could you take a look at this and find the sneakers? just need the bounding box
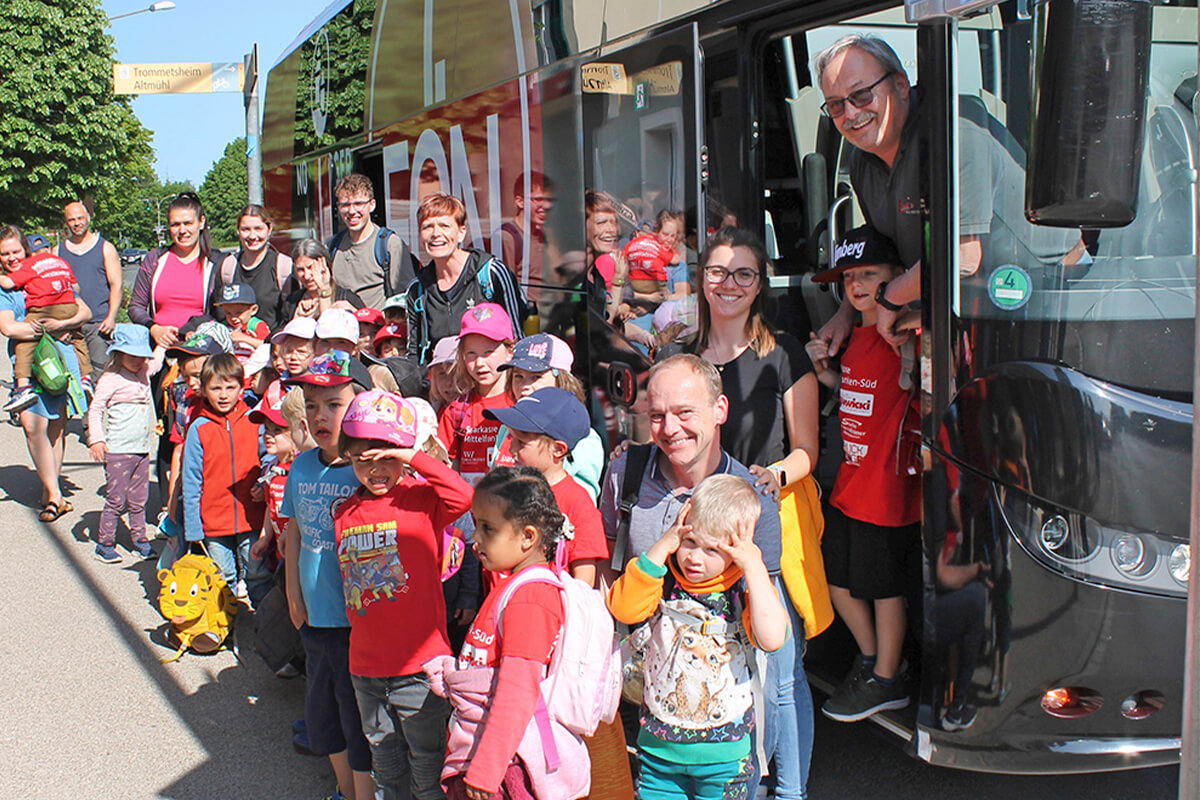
[132,540,155,560]
[942,701,978,731]
[94,544,121,563]
[275,662,302,679]
[81,376,94,400]
[822,673,910,722]
[321,789,347,800]
[3,386,37,413]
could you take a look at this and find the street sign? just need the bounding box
[113,62,245,95]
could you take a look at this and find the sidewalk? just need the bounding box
[0,403,331,798]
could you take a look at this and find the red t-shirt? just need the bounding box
[334,451,475,677]
[458,570,563,669]
[438,390,511,482]
[550,474,609,569]
[266,459,292,543]
[8,252,77,308]
[623,234,675,283]
[830,325,921,527]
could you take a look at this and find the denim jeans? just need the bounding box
[205,531,273,607]
[351,672,451,800]
[760,575,815,800]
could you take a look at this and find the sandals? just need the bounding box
[38,500,73,523]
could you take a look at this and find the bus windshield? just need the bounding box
[953,4,1197,399]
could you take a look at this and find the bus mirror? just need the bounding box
[1025,0,1152,228]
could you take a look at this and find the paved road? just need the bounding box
[0,366,1182,799]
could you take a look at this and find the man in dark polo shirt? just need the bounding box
[813,34,1083,352]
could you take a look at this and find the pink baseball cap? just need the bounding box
[429,336,458,367]
[341,390,419,447]
[458,303,513,343]
[270,316,317,344]
[317,308,360,343]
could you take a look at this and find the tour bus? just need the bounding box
[261,0,1198,773]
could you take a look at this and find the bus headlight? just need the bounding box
[1112,535,1149,576]
[1040,515,1070,553]
[1168,544,1190,584]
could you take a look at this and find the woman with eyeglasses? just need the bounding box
[279,238,364,322]
[674,225,821,800]
[128,192,224,348]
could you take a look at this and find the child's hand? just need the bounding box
[250,482,265,503]
[249,535,272,560]
[719,518,764,573]
[646,500,692,567]
[464,783,491,800]
[357,446,417,465]
[287,587,308,630]
[88,442,107,462]
[453,607,478,626]
[805,332,830,373]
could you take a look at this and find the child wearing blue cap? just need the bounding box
[87,323,157,563]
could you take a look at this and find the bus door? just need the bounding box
[580,23,704,446]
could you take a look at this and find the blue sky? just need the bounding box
[102,0,336,185]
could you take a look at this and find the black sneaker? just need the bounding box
[822,674,910,722]
[942,701,978,731]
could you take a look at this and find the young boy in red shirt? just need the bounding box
[486,387,609,587]
[808,226,921,723]
[334,390,474,798]
[0,236,91,410]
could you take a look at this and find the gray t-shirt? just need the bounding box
[599,445,782,575]
[330,226,415,309]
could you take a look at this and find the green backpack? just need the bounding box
[31,333,70,395]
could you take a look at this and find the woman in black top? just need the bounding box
[279,238,364,322]
[685,225,819,800]
[221,205,294,329]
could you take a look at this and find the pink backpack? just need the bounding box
[495,565,621,737]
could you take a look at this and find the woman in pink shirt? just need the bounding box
[128,192,223,348]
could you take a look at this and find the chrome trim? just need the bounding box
[1048,738,1181,756]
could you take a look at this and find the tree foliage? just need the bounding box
[199,137,248,249]
[0,0,158,233]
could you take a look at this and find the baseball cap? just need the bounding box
[248,381,287,427]
[501,333,557,373]
[284,350,374,390]
[215,282,257,306]
[316,308,360,343]
[382,294,407,313]
[270,316,317,344]
[354,307,385,327]
[341,390,419,448]
[244,342,274,377]
[485,387,590,449]
[107,323,153,359]
[25,234,50,253]
[409,397,439,448]
[166,330,230,359]
[458,303,512,343]
[374,323,406,348]
[812,225,902,283]
[429,336,458,367]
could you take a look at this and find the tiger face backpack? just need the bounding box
[157,550,237,662]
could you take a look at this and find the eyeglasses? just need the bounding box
[704,265,759,287]
[338,200,371,212]
[820,73,894,118]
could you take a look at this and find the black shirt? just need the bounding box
[229,248,291,330]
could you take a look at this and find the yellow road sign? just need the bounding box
[113,62,245,94]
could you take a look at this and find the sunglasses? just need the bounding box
[820,73,894,118]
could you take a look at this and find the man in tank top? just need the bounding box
[55,200,122,381]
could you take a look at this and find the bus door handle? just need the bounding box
[827,192,854,303]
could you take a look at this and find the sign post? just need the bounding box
[244,43,262,206]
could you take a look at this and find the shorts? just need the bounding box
[299,624,372,771]
[822,506,918,600]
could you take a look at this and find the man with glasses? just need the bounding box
[500,170,560,303]
[328,173,420,309]
[813,34,1084,353]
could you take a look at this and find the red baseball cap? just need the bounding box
[355,307,385,327]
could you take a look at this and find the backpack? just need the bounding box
[495,565,622,737]
[156,548,237,663]
[31,333,71,395]
[219,250,294,291]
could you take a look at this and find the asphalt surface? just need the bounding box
[0,354,1183,799]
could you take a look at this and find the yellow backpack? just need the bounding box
[157,550,237,662]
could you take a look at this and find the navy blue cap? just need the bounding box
[485,387,590,449]
[25,234,50,253]
[500,333,555,373]
[215,282,257,305]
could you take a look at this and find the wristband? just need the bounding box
[875,281,904,312]
[319,289,332,298]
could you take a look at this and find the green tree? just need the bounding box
[199,137,248,249]
[0,0,157,232]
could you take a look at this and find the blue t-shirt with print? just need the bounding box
[280,448,361,628]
